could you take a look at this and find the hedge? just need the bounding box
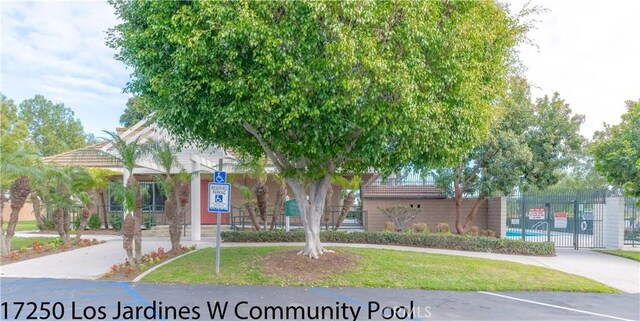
[220,230,555,256]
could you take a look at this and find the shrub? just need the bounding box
[412,223,430,234]
[381,206,418,231]
[436,223,451,234]
[383,222,395,232]
[143,214,156,230]
[467,226,480,237]
[71,216,81,230]
[220,230,555,256]
[42,217,56,230]
[109,213,123,230]
[482,229,497,238]
[88,214,102,230]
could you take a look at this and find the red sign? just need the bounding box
[528,208,545,220]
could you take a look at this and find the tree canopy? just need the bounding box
[119,96,153,127]
[16,94,90,157]
[592,99,640,199]
[108,0,528,257]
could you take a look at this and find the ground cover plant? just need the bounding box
[142,246,614,292]
[1,237,104,265]
[102,245,197,281]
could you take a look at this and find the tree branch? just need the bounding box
[242,122,287,172]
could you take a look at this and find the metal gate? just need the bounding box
[625,198,639,246]
[506,190,606,249]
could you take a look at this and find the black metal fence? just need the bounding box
[625,197,639,246]
[506,189,607,249]
[230,205,367,231]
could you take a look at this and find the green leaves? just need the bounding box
[592,99,640,199]
[109,1,525,181]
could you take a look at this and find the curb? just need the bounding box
[132,249,199,282]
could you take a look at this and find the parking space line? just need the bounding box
[478,291,634,321]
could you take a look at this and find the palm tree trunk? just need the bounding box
[270,185,286,230]
[334,191,356,230]
[123,214,135,262]
[1,176,31,256]
[323,184,333,230]
[63,208,71,243]
[246,201,261,231]
[254,181,268,229]
[100,190,109,229]
[75,207,91,243]
[130,177,142,260]
[31,193,46,230]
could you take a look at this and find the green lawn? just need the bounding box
[15,220,38,231]
[142,246,616,292]
[10,237,59,250]
[595,250,640,262]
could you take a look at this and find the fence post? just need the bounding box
[545,202,551,243]
[603,197,625,249]
[573,200,579,250]
[521,194,526,240]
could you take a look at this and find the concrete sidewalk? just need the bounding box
[2,238,638,293]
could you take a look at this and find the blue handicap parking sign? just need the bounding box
[208,182,231,213]
[214,171,226,183]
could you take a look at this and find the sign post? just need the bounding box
[209,160,229,274]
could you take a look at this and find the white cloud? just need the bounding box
[1,0,130,136]
[508,0,640,138]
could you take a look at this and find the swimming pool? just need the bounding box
[506,230,548,237]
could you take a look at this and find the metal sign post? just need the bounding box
[208,159,229,274]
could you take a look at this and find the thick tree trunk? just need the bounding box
[286,174,333,259]
[1,176,31,256]
[334,191,356,230]
[323,184,333,230]
[100,190,109,229]
[31,193,46,231]
[75,207,91,243]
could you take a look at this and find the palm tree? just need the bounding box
[0,148,40,256]
[234,156,269,229]
[149,140,183,252]
[333,176,361,230]
[103,130,148,260]
[87,168,119,229]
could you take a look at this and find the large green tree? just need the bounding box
[108,1,526,258]
[430,78,585,234]
[18,95,88,157]
[120,96,153,127]
[592,99,640,200]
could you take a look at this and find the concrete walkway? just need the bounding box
[2,237,638,293]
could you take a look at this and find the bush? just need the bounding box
[383,222,395,232]
[482,229,496,238]
[467,226,480,237]
[109,213,123,230]
[71,216,81,230]
[412,223,430,234]
[42,217,56,230]
[88,214,102,230]
[143,214,156,229]
[220,230,555,256]
[437,223,450,234]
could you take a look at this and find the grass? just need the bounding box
[10,236,59,250]
[594,250,640,262]
[142,246,616,292]
[15,220,38,231]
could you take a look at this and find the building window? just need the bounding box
[108,181,166,212]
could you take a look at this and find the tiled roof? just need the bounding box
[43,143,122,168]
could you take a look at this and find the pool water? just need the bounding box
[506,230,548,237]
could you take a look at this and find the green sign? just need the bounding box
[284,199,300,217]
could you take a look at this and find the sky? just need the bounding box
[1,0,639,139]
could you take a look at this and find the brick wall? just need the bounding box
[363,197,490,231]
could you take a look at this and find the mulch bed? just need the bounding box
[263,249,361,283]
[101,245,196,281]
[0,239,106,266]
